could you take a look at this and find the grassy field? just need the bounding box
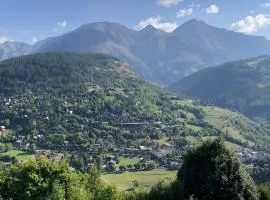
[173,99,254,147]
[118,156,140,166]
[1,150,34,162]
[186,124,203,132]
[102,168,177,191]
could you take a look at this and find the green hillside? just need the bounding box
[174,99,270,148]
[171,55,270,127]
[0,52,269,153]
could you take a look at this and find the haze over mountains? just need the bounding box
[0,41,32,61]
[171,56,270,126]
[2,19,270,85]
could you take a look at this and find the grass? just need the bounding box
[186,124,202,132]
[102,168,177,191]
[224,141,241,151]
[1,150,34,162]
[173,99,255,147]
[118,156,140,166]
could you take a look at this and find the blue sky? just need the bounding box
[1,0,270,44]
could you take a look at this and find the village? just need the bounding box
[1,122,270,174]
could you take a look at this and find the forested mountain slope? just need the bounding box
[171,56,270,127]
[0,53,269,151]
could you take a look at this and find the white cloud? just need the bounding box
[135,16,177,32]
[231,14,270,33]
[156,0,183,7]
[177,8,193,18]
[32,37,38,44]
[206,4,220,14]
[261,3,270,8]
[57,20,68,28]
[0,36,9,44]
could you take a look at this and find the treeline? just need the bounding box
[0,139,269,200]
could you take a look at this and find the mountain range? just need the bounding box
[171,55,270,126]
[2,19,270,85]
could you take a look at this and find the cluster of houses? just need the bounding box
[236,148,270,168]
[237,148,270,160]
[35,150,65,161]
[119,146,153,156]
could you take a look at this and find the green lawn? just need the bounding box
[118,156,140,166]
[102,168,177,191]
[1,150,34,162]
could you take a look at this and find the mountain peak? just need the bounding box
[185,18,207,25]
[175,19,211,32]
[77,21,130,32]
[139,25,165,34]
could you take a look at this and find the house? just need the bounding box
[161,143,171,149]
[119,165,127,172]
[108,160,117,166]
[106,154,115,161]
[168,161,180,170]
[0,126,6,131]
[123,123,146,128]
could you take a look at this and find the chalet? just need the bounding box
[106,154,115,161]
[93,144,101,148]
[247,164,254,169]
[23,143,30,151]
[108,160,116,166]
[123,123,146,128]
[108,91,116,96]
[168,161,180,170]
[161,143,171,149]
[139,146,152,155]
[54,153,65,161]
[0,126,6,131]
[87,163,95,169]
[36,150,54,156]
[119,165,127,171]
[120,147,139,155]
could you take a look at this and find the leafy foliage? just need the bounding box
[178,139,259,200]
[0,157,128,200]
[258,184,270,200]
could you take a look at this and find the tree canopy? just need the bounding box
[177,139,259,200]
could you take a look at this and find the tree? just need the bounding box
[178,139,259,200]
[29,143,37,154]
[258,184,270,200]
[95,156,103,171]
